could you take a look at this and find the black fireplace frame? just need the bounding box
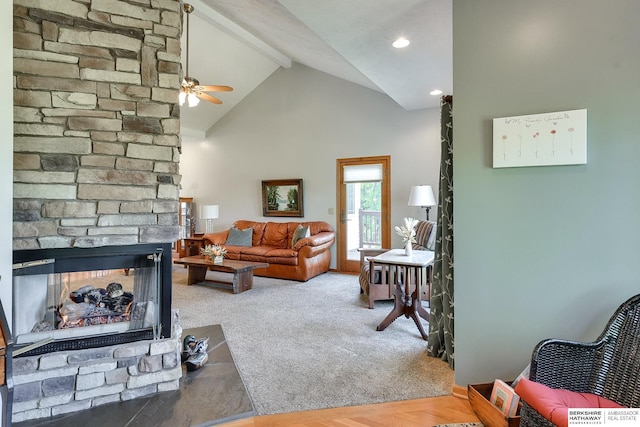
[12,243,172,357]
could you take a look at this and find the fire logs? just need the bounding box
[58,282,133,329]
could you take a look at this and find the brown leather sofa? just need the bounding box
[203,220,335,281]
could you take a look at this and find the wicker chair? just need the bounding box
[519,293,640,427]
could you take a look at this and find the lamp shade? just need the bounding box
[201,205,219,219]
[408,185,436,207]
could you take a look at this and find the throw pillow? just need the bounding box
[291,225,310,248]
[514,378,624,427]
[225,227,252,247]
[415,221,436,251]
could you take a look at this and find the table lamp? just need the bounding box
[408,185,436,220]
[201,205,219,234]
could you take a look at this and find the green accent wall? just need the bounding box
[454,0,640,384]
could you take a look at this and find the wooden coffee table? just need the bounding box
[174,256,268,294]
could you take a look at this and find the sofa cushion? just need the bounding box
[232,220,266,246]
[361,262,384,285]
[291,225,310,248]
[414,220,436,251]
[232,246,271,256]
[263,248,298,265]
[514,378,623,427]
[262,222,290,248]
[225,227,252,247]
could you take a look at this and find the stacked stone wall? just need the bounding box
[11,0,185,421]
[13,0,183,249]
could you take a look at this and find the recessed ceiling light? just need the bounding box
[430,89,443,96]
[392,37,410,48]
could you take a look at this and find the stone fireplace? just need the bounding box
[12,0,184,422]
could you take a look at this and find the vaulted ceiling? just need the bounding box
[180,0,452,137]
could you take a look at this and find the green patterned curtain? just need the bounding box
[427,95,454,368]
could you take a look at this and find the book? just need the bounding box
[511,363,530,388]
[490,379,520,417]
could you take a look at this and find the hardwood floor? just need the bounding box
[220,395,480,426]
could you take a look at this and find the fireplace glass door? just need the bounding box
[12,250,162,353]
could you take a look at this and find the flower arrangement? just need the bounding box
[395,217,419,244]
[201,244,227,262]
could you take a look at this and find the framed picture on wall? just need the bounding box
[262,179,304,217]
[492,109,587,168]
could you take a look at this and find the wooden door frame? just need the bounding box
[336,156,391,273]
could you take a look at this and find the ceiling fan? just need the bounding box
[180,3,233,107]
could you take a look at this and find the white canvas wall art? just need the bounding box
[493,109,587,168]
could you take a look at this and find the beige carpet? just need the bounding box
[171,267,454,415]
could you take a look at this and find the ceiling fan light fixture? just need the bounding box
[180,3,233,107]
[188,93,200,107]
[183,76,199,87]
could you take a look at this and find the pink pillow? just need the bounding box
[514,378,623,427]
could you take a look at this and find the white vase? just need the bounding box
[405,241,412,257]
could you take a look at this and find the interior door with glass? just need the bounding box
[336,156,390,273]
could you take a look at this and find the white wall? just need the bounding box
[179,63,441,267]
[1,0,13,324]
[454,0,640,385]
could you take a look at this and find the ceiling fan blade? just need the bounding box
[197,85,233,92]
[195,92,223,104]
